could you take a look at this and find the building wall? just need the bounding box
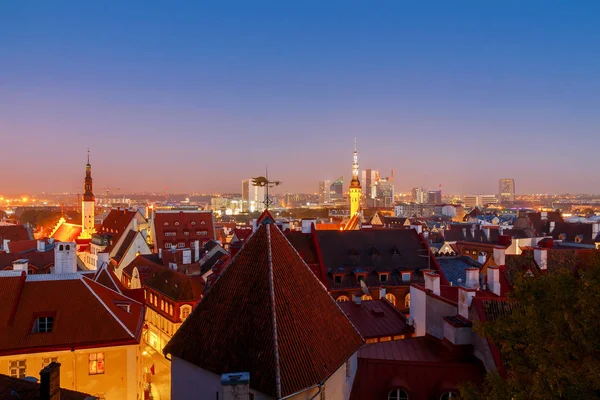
[0,344,142,400]
[81,201,95,239]
[171,352,358,400]
[426,296,458,340]
[115,233,152,276]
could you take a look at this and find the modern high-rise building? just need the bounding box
[499,179,516,203]
[330,177,344,201]
[375,178,395,207]
[361,169,379,199]
[412,187,426,204]
[427,190,442,205]
[463,195,499,209]
[241,179,266,213]
[319,180,331,204]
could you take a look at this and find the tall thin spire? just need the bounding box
[350,139,360,188]
[87,148,90,165]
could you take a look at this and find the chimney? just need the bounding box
[301,219,316,234]
[352,293,362,305]
[221,372,250,400]
[132,218,138,231]
[493,247,506,266]
[37,240,46,252]
[477,252,487,265]
[484,228,490,241]
[158,248,163,259]
[541,211,548,220]
[54,242,77,274]
[12,259,29,274]
[424,272,440,296]
[487,265,501,296]
[379,287,386,299]
[462,228,467,238]
[194,240,200,262]
[40,362,61,400]
[549,221,556,234]
[465,267,479,288]
[458,286,477,319]
[3,239,10,252]
[534,248,548,270]
[498,226,504,236]
[97,252,109,269]
[593,222,599,238]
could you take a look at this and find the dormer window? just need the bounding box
[356,274,367,284]
[191,221,196,226]
[402,272,411,282]
[175,222,180,226]
[164,222,169,226]
[33,316,54,333]
[379,273,389,283]
[334,275,343,285]
[115,302,131,313]
[177,242,185,248]
[165,243,172,249]
[200,221,206,225]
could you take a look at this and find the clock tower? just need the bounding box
[80,150,95,239]
[349,139,362,217]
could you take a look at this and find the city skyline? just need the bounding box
[2,1,600,194]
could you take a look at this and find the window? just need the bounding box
[389,389,409,400]
[65,245,70,250]
[165,243,172,249]
[33,316,54,333]
[42,357,58,369]
[183,231,189,236]
[160,300,164,311]
[357,275,366,283]
[336,296,350,302]
[169,304,173,316]
[9,360,26,378]
[361,294,372,301]
[379,273,388,283]
[196,231,207,236]
[174,222,180,226]
[177,243,185,248]
[385,293,396,306]
[404,293,411,308]
[89,353,105,375]
[402,272,411,282]
[334,275,343,284]
[191,221,196,226]
[164,222,169,226]
[440,392,458,400]
[181,306,191,321]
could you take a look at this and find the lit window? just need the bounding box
[9,360,26,378]
[361,294,372,301]
[336,296,350,302]
[200,221,205,225]
[389,389,409,400]
[385,293,396,306]
[404,293,411,308]
[174,222,180,226]
[160,300,164,311]
[169,304,173,316]
[181,306,191,321]
[42,357,58,369]
[402,272,411,282]
[164,222,169,226]
[191,221,196,225]
[89,353,105,375]
[440,392,458,400]
[33,316,54,333]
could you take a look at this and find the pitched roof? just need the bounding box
[99,209,138,244]
[112,230,138,263]
[51,223,82,243]
[153,210,215,250]
[0,251,55,272]
[338,299,412,339]
[437,256,483,286]
[0,373,93,400]
[164,222,363,398]
[0,225,31,243]
[0,273,143,356]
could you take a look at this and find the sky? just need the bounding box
[1,1,599,195]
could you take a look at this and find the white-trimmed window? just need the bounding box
[440,392,458,400]
[177,242,185,248]
[33,316,54,333]
[389,389,409,400]
[402,272,411,282]
[379,273,389,283]
[88,353,105,375]
[165,243,172,249]
[9,360,26,378]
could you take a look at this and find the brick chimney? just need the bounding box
[221,372,250,400]
[424,272,440,296]
[487,265,501,296]
[40,362,61,400]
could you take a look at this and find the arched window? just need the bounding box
[389,389,409,400]
[385,293,396,306]
[361,294,372,301]
[59,245,64,251]
[404,293,411,308]
[65,245,70,251]
[440,392,458,400]
[180,305,192,321]
[336,296,350,302]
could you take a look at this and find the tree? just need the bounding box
[461,254,600,400]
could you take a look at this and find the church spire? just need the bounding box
[83,150,94,201]
[349,139,362,217]
[80,149,96,240]
[350,137,361,189]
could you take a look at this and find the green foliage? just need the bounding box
[461,255,600,399]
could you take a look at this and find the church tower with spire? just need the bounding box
[80,150,95,239]
[349,139,362,217]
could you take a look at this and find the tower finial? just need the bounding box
[87,148,90,165]
[354,137,357,152]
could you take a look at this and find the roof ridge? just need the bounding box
[80,276,135,337]
[266,224,282,399]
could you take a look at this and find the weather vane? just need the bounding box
[251,166,281,210]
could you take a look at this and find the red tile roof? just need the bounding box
[0,373,92,400]
[0,273,144,356]
[232,228,252,242]
[51,223,82,243]
[164,222,364,398]
[338,299,412,339]
[0,225,31,243]
[99,209,139,250]
[0,251,54,273]
[153,210,215,250]
[351,337,485,400]
[6,240,38,254]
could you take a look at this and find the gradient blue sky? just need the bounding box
[1,1,599,195]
